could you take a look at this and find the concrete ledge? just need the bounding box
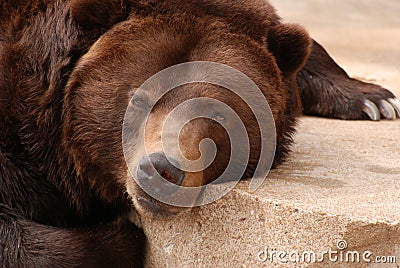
[142,118,400,267]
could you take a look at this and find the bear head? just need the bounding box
[64,0,311,217]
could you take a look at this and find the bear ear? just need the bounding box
[70,0,130,35]
[267,23,312,75]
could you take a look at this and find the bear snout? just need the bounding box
[131,152,202,217]
[137,153,185,193]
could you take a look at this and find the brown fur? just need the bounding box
[0,0,396,266]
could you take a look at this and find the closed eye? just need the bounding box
[132,97,152,112]
[213,113,226,122]
[132,98,147,108]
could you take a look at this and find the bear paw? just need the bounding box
[298,69,400,121]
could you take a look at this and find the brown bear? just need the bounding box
[0,0,399,267]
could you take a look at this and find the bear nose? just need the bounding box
[137,153,185,187]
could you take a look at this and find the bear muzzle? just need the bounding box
[130,151,206,217]
[137,152,185,193]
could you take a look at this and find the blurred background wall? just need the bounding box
[271,0,400,95]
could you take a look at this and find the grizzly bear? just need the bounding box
[1,0,399,267]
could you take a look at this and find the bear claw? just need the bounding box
[363,99,381,121]
[379,100,396,120]
[388,98,400,118]
[363,98,400,121]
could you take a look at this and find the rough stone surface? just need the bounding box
[142,1,400,267]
